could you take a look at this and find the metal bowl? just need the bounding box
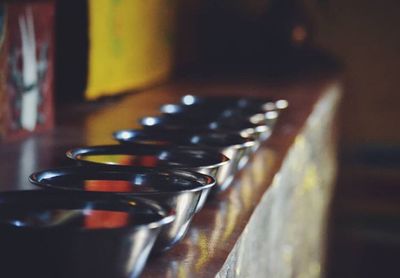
[161,102,279,127]
[0,190,173,278]
[160,103,224,122]
[140,114,212,131]
[66,144,229,202]
[30,166,214,252]
[114,129,258,191]
[210,116,272,142]
[219,107,279,128]
[177,94,288,128]
[180,94,288,112]
[140,114,271,142]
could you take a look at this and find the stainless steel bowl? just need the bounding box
[140,114,271,142]
[179,94,288,112]
[220,107,279,128]
[176,94,288,128]
[114,129,257,191]
[66,144,229,204]
[161,102,279,127]
[0,190,173,278]
[210,116,272,142]
[140,114,211,131]
[29,166,214,252]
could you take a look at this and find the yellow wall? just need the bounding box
[86,0,176,100]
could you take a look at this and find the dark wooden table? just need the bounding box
[0,75,341,277]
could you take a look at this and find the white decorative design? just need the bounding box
[19,8,38,131]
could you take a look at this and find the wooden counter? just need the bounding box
[0,75,341,277]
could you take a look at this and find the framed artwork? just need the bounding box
[0,1,54,141]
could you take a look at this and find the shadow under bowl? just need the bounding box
[0,190,172,278]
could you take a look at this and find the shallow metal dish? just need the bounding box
[210,116,272,142]
[140,114,212,131]
[114,129,258,191]
[177,94,288,128]
[140,114,271,142]
[179,94,289,112]
[0,190,173,278]
[66,144,228,204]
[161,102,279,127]
[30,166,213,252]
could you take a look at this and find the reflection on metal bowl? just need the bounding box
[180,94,288,112]
[0,190,173,278]
[66,144,230,196]
[114,129,257,191]
[29,166,214,252]
[140,113,271,143]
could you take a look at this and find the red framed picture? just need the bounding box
[0,1,54,141]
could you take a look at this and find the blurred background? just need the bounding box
[311,1,400,277]
[1,0,399,276]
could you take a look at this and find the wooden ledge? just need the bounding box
[0,76,341,277]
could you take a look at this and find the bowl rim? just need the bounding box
[209,119,270,134]
[65,144,230,170]
[140,114,270,138]
[179,94,287,110]
[0,190,175,232]
[29,165,216,195]
[160,102,278,118]
[113,129,257,151]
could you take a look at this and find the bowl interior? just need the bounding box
[0,191,168,230]
[114,129,254,149]
[68,145,229,169]
[180,95,278,111]
[161,103,225,118]
[141,115,212,129]
[189,132,254,148]
[181,95,242,108]
[209,117,267,131]
[31,167,211,194]
[114,129,174,146]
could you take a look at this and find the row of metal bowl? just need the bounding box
[0,94,288,278]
